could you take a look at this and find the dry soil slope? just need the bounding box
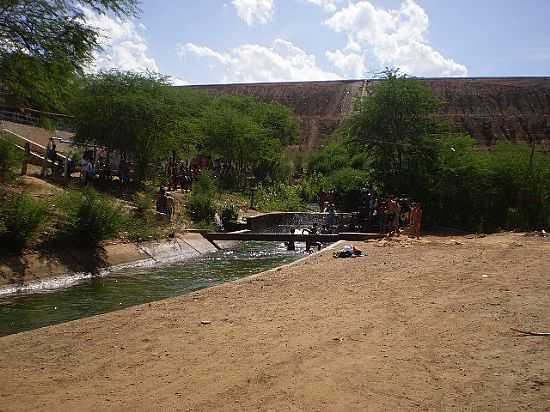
[186,77,550,150]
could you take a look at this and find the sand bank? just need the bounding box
[1,233,549,411]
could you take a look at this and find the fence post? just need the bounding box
[40,151,48,178]
[63,156,69,185]
[21,142,30,176]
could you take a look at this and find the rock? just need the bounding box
[201,320,211,325]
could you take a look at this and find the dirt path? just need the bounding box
[1,233,550,411]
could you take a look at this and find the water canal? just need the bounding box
[0,241,307,337]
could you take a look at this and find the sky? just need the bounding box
[83,0,550,85]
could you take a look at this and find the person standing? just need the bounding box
[326,203,337,231]
[387,198,401,237]
[411,202,423,239]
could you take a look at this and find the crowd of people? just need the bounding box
[166,162,202,192]
[319,189,423,239]
[355,192,423,239]
[45,143,424,236]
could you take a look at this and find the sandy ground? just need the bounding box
[1,233,550,411]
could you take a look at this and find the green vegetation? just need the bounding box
[203,96,298,188]
[124,191,159,241]
[187,171,217,222]
[56,188,126,245]
[256,183,307,212]
[2,0,547,239]
[430,137,550,231]
[0,193,49,251]
[307,69,550,231]
[0,139,23,181]
[73,71,208,180]
[71,71,299,186]
[0,0,138,112]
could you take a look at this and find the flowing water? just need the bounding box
[0,241,307,337]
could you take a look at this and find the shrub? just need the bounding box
[256,183,306,212]
[329,167,371,194]
[188,194,216,222]
[220,202,239,225]
[0,139,23,181]
[133,191,155,219]
[57,188,125,245]
[0,194,48,251]
[125,191,158,242]
[188,171,217,222]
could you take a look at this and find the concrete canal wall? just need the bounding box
[0,233,218,293]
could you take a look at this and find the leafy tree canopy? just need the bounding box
[73,71,203,179]
[0,0,139,110]
[72,71,300,185]
[346,69,444,194]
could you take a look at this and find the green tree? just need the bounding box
[201,96,296,187]
[307,143,350,176]
[346,69,443,195]
[0,0,139,111]
[0,53,77,112]
[252,102,299,146]
[73,71,203,180]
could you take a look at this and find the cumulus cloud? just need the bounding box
[82,7,158,73]
[326,49,366,78]
[325,0,468,77]
[232,0,274,25]
[303,0,343,13]
[177,39,340,83]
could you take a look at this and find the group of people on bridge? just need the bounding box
[318,189,423,239]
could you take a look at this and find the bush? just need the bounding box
[125,191,159,241]
[188,171,217,222]
[133,191,155,219]
[220,202,239,225]
[57,188,125,245]
[256,183,306,212]
[425,137,550,231]
[188,195,216,222]
[0,139,23,181]
[0,194,48,251]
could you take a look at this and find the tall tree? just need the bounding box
[201,96,297,186]
[73,71,200,180]
[346,69,443,194]
[0,0,139,111]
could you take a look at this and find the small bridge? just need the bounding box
[204,232,384,243]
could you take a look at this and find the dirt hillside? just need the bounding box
[187,78,550,150]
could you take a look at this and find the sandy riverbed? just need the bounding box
[1,233,550,411]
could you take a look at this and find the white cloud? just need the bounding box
[177,39,340,83]
[325,0,468,77]
[326,49,366,78]
[303,0,343,13]
[232,0,274,25]
[169,76,189,86]
[82,8,159,73]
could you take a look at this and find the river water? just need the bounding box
[0,242,306,337]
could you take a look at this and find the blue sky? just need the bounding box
[85,0,550,84]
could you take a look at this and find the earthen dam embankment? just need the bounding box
[184,77,550,150]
